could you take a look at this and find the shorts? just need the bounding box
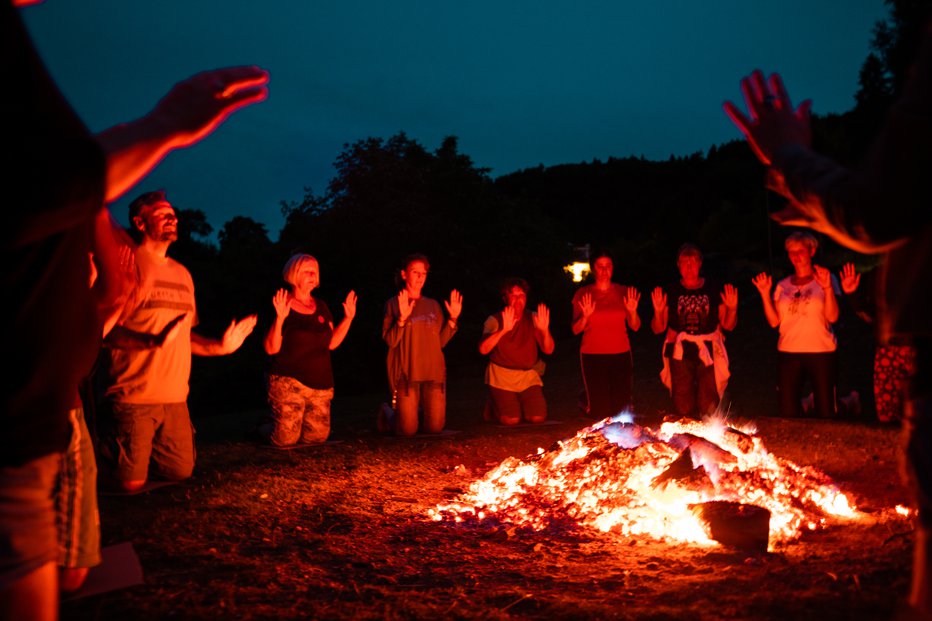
[56,408,101,569]
[0,453,60,587]
[101,402,195,483]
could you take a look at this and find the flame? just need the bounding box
[429,414,864,550]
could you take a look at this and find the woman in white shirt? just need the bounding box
[752,231,841,418]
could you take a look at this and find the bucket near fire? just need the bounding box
[692,501,770,552]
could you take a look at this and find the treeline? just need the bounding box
[168,0,919,413]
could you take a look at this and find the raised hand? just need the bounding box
[500,305,517,333]
[751,272,772,296]
[839,263,861,294]
[151,67,270,150]
[624,287,641,314]
[397,290,415,322]
[221,314,258,353]
[97,66,270,203]
[445,289,463,320]
[272,288,291,319]
[813,265,833,290]
[721,284,738,309]
[723,70,812,167]
[343,290,357,320]
[578,293,596,319]
[533,303,550,332]
[117,243,135,279]
[651,287,667,313]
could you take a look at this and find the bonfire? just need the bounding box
[429,414,863,551]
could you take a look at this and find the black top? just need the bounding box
[269,300,335,390]
[666,279,721,336]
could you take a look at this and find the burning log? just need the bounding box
[651,448,715,496]
[667,433,738,467]
[692,501,771,553]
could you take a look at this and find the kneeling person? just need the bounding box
[480,278,555,425]
[99,190,257,492]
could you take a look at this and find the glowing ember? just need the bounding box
[429,414,863,550]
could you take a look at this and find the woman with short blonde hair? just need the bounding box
[261,253,356,446]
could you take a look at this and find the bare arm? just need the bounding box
[192,315,257,356]
[104,314,186,350]
[329,291,356,350]
[624,287,642,332]
[650,287,668,334]
[718,284,738,331]
[478,309,513,356]
[263,289,290,355]
[751,273,780,328]
[439,290,462,347]
[814,266,840,324]
[571,292,594,335]
[91,208,137,337]
[724,62,932,251]
[96,67,269,203]
[533,304,555,355]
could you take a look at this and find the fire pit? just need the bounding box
[429,414,862,551]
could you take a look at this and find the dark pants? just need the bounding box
[581,352,633,420]
[489,385,547,425]
[670,356,719,418]
[777,351,838,418]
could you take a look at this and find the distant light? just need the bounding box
[564,261,590,283]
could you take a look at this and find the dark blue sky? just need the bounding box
[23,1,887,240]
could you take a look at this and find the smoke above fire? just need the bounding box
[429,415,862,551]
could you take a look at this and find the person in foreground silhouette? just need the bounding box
[724,24,932,615]
[1,2,268,618]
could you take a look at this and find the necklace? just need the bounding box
[791,274,813,298]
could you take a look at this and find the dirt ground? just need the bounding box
[62,322,917,621]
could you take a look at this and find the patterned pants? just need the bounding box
[875,344,916,423]
[266,375,334,446]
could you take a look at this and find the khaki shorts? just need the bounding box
[101,402,195,483]
[0,453,60,587]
